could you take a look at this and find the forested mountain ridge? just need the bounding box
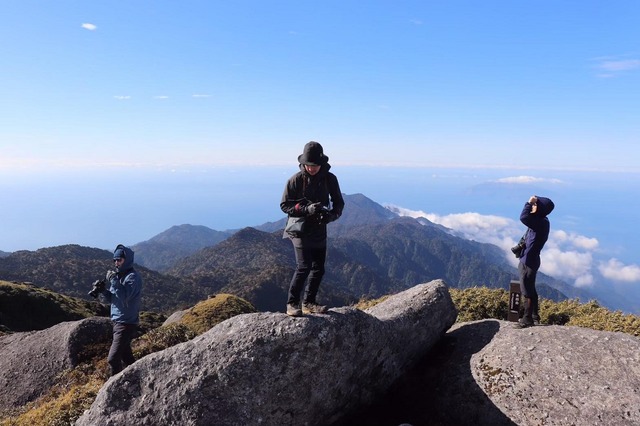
[0,194,598,315]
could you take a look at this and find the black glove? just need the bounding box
[305,202,323,216]
[321,211,338,224]
[106,270,116,282]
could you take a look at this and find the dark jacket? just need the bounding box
[102,245,142,324]
[520,196,555,271]
[280,163,344,247]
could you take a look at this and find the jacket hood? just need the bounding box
[113,244,135,272]
[536,196,555,217]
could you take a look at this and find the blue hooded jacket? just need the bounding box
[519,196,555,271]
[102,244,142,324]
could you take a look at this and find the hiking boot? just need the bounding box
[286,304,303,317]
[532,315,541,326]
[302,302,328,314]
[517,317,534,328]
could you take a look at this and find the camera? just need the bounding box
[88,279,106,298]
[511,241,525,258]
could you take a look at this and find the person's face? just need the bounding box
[304,164,321,175]
[114,257,125,268]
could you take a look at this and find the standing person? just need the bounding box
[518,195,554,328]
[98,244,143,375]
[280,141,344,317]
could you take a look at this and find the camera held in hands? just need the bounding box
[88,279,106,298]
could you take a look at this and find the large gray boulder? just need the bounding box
[76,280,457,425]
[0,317,112,412]
[349,319,640,425]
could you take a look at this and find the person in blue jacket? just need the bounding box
[100,244,143,375]
[518,196,554,328]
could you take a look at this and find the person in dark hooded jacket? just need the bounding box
[518,196,554,328]
[280,141,344,317]
[99,244,143,375]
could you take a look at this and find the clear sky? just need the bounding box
[2,1,639,172]
[2,1,640,313]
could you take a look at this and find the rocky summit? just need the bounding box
[75,280,457,426]
[0,317,112,413]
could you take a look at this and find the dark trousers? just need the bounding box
[288,245,326,306]
[108,322,137,376]
[519,262,539,319]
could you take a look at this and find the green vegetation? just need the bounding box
[0,280,106,332]
[178,293,256,335]
[449,287,640,337]
[132,293,256,358]
[355,286,640,338]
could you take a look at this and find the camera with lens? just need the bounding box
[511,241,526,258]
[88,279,106,298]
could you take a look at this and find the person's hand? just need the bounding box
[306,202,323,215]
[321,211,338,224]
[106,270,116,282]
[528,195,538,205]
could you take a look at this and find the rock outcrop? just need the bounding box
[345,319,640,426]
[0,317,112,413]
[76,280,457,426]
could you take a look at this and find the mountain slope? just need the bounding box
[0,245,208,313]
[0,280,107,332]
[132,224,232,272]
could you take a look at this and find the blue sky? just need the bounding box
[1,2,639,312]
[2,1,639,171]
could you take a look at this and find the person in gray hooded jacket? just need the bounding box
[99,244,143,375]
[518,195,554,328]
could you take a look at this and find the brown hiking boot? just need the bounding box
[286,304,303,317]
[302,302,328,314]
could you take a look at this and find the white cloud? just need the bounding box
[113,95,131,100]
[388,204,609,289]
[598,259,640,282]
[552,230,599,250]
[192,94,211,98]
[598,59,640,72]
[387,205,523,251]
[81,23,97,31]
[154,95,169,99]
[593,55,640,78]
[494,176,563,184]
[390,204,640,288]
[541,248,594,287]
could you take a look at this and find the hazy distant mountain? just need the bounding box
[0,194,600,316]
[133,193,400,272]
[167,227,393,311]
[253,192,398,235]
[167,218,576,310]
[0,251,10,258]
[132,224,232,272]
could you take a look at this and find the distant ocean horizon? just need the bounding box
[2,165,638,313]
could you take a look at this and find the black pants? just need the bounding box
[288,245,326,306]
[108,322,137,376]
[519,262,539,318]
